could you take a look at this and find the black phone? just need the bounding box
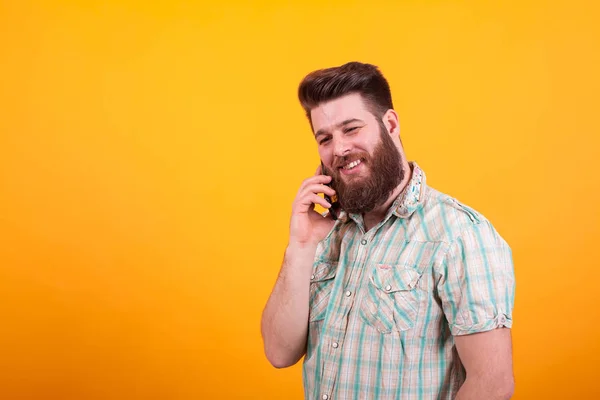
[321,162,341,220]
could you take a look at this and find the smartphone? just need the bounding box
[321,161,341,220]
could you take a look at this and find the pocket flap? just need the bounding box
[311,261,338,282]
[369,264,420,292]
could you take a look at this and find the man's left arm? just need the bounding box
[454,328,515,399]
[435,216,516,399]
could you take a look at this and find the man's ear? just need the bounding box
[382,109,400,137]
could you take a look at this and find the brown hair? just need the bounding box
[298,61,394,123]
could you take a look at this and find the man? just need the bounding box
[261,62,515,400]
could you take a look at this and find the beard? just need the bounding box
[325,121,404,214]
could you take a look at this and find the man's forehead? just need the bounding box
[311,94,370,132]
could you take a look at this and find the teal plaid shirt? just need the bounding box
[303,162,515,400]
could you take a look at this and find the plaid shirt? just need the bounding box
[303,162,515,400]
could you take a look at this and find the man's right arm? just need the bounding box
[260,168,336,368]
[260,243,316,368]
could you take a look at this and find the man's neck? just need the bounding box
[363,162,413,231]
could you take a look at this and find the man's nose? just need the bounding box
[333,136,351,158]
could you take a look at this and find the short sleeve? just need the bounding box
[436,220,515,336]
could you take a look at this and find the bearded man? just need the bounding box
[261,62,516,400]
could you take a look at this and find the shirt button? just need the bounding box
[360,239,367,245]
[322,395,329,400]
[310,274,315,280]
[345,290,352,297]
[332,342,339,348]
[385,285,392,292]
[499,315,506,324]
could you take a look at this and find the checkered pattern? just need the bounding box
[303,163,515,400]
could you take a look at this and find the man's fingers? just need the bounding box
[294,193,331,214]
[302,183,335,198]
[301,175,332,191]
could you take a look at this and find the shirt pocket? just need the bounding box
[309,261,338,323]
[359,264,421,333]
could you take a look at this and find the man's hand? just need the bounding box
[289,165,336,247]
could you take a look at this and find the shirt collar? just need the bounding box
[392,161,426,219]
[337,161,426,223]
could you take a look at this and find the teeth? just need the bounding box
[343,160,361,170]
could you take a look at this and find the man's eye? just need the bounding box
[345,127,359,133]
[319,137,331,144]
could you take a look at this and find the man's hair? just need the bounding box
[298,61,394,123]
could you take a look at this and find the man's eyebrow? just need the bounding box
[315,118,365,137]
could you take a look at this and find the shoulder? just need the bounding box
[420,185,503,245]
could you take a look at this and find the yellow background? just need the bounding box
[1,1,599,399]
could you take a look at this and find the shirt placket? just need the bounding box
[318,227,374,400]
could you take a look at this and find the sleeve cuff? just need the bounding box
[450,313,513,336]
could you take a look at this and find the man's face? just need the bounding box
[311,93,404,214]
